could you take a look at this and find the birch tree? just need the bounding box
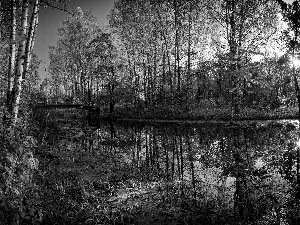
[3,0,69,127]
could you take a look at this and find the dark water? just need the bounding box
[44,118,300,223]
[88,120,300,182]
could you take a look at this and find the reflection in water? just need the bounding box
[56,119,300,223]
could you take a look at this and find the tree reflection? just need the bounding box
[78,120,299,223]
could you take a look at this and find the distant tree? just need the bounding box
[90,31,129,113]
[48,7,101,105]
[215,0,279,116]
[277,0,300,116]
[109,0,282,115]
[109,0,213,110]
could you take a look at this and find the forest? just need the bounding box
[1,0,300,224]
[40,0,300,120]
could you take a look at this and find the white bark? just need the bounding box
[23,0,40,78]
[11,0,29,126]
[7,0,17,108]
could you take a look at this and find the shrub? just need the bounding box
[0,110,41,225]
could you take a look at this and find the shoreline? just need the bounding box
[92,113,300,125]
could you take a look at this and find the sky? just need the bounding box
[33,0,116,81]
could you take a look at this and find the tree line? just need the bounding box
[39,0,300,118]
[1,0,300,124]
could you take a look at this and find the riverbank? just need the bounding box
[94,106,300,123]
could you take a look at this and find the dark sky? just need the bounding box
[33,0,115,81]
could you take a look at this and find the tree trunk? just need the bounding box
[10,0,29,127]
[226,0,241,117]
[153,45,157,106]
[23,0,39,79]
[7,0,17,111]
[292,30,300,118]
[174,0,181,92]
[187,2,192,104]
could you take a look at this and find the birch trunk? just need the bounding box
[10,0,29,126]
[23,0,40,78]
[7,0,17,110]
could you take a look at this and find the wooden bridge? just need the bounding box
[36,104,100,112]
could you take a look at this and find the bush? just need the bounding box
[0,109,41,225]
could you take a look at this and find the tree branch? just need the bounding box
[40,0,72,14]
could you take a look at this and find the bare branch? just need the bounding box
[40,0,72,14]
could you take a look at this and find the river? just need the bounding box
[38,115,300,224]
